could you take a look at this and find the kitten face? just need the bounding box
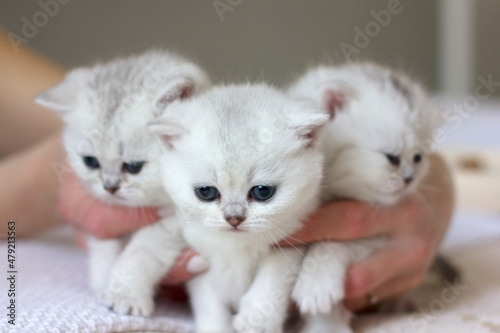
[36,50,210,207]
[63,110,167,206]
[325,114,429,205]
[289,63,442,205]
[151,84,328,242]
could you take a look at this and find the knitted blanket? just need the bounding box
[1,209,499,333]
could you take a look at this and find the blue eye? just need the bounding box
[385,154,400,166]
[83,156,100,169]
[123,161,145,175]
[195,186,219,201]
[250,185,276,202]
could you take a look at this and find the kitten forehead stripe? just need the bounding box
[389,73,413,108]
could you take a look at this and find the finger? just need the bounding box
[57,171,92,223]
[343,266,428,311]
[157,286,189,302]
[161,249,208,285]
[343,295,370,311]
[72,228,88,250]
[368,265,428,301]
[58,172,160,238]
[281,198,421,246]
[82,205,160,239]
[344,238,426,298]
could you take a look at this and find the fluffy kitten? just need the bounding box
[287,63,442,333]
[36,50,210,316]
[149,84,329,332]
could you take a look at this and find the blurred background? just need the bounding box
[0,0,498,97]
[1,0,498,219]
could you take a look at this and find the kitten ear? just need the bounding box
[321,84,356,119]
[154,77,195,110]
[154,66,210,112]
[288,109,330,146]
[35,69,88,113]
[147,116,186,149]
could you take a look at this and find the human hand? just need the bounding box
[58,171,161,239]
[60,171,204,286]
[283,154,454,310]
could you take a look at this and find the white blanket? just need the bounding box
[0,227,193,333]
[2,208,500,333]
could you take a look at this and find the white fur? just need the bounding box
[151,84,329,332]
[36,50,210,316]
[287,63,443,332]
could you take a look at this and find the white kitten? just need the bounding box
[150,84,329,333]
[36,50,211,316]
[287,63,442,332]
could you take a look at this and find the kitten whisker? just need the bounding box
[266,231,298,267]
[265,217,311,247]
[257,229,270,260]
[267,224,305,257]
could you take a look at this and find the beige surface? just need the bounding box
[442,149,500,213]
[353,238,500,333]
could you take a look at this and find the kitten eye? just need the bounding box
[83,156,100,169]
[123,161,145,175]
[385,154,400,166]
[413,153,423,164]
[195,186,219,201]
[250,185,276,202]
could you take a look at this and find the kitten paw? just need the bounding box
[101,288,154,317]
[292,270,344,315]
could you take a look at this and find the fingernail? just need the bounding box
[186,255,209,274]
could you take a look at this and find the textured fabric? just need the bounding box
[1,221,500,333]
[354,237,500,333]
[0,227,193,333]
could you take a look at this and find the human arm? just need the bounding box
[0,27,65,237]
[0,29,63,154]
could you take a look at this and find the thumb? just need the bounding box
[161,249,209,285]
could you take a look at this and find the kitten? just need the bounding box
[149,84,330,332]
[36,50,211,316]
[287,63,443,333]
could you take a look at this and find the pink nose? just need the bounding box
[226,216,245,228]
[104,185,120,194]
[404,177,414,185]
